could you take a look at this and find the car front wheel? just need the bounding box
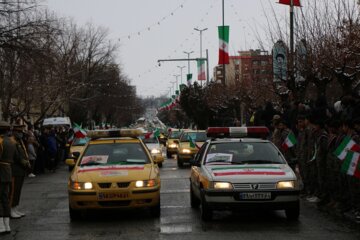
[190,184,200,208]
[200,190,212,221]
[150,198,161,218]
[69,205,82,221]
[285,201,300,221]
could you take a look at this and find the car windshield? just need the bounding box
[72,137,90,146]
[205,142,285,165]
[180,132,207,142]
[142,137,159,144]
[169,131,181,139]
[80,143,150,166]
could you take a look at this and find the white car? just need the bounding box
[189,127,300,221]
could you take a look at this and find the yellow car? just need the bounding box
[143,137,165,168]
[65,129,161,220]
[166,128,181,158]
[176,130,207,168]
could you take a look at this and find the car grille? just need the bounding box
[98,200,131,207]
[117,182,130,188]
[232,183,277,190]
[98,183,112,188]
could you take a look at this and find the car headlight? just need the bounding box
[182,148,191,154]
[135,179,157,188]
[212,182,233,190]
[151,148,161,154]
[70,181,93,190]
[169,143,177,148]
[277,181,295,189]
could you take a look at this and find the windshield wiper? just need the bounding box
[240,160,278,164]
[80,162,102,167]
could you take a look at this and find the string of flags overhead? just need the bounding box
[118,0,188,42]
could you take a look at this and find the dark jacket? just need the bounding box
[0,135,18,182]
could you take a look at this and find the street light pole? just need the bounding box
[173,75,180,91]
[177,66,185,85]
[183,51,194,74]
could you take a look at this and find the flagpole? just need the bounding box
[290,0,295,97]
[222,0,226,86]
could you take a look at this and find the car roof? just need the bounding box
[182,129,206,133]
[89,137,142,143]
[207,138,270,143]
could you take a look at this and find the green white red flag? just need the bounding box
[197,60,206,80]
[279,0,301,7]
[186,73,192,86]
[282,132,297,150]
[333,136,360,160]
[218,26,229,64]
[145,129,160,139]
[341,151,360,179]
[73,123,87,138]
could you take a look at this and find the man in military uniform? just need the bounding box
[0,121,17,234]
[10,124,30,219]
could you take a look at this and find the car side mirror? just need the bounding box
[189,159,200,167]
[72,151,80,159]
[65,158,76,166]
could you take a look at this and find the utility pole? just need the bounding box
[173,75,180,92]
[177,66,185,85]
[183,51,194,74]
[194,27,208,86]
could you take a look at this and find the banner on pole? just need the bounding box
[197,60,206,81]
[218,26,230,64]
[272,40,288,82]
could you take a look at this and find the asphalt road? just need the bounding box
[3,157,360,240]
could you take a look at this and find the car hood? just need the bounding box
[71,164,157,182]
[146,143,160,150]
[203,164,296,183]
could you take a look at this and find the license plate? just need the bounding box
[239,192,271,200]
[98,192,129,200]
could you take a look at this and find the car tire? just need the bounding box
[200,190,212,221]
[69,205,82,221]
[190,184,200,208]
[285,201,300,221]
[177,158,184,168]
[166,152,172,158]
[150,199,161,218]
[158,162,163,168]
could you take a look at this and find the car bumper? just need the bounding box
[166,148,178,154]
[203,190,299,210]
[152,154,164,163]
[177,153,195,161]
[68,187,160,209]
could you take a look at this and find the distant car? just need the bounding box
[189,127,300,221]
[176,130,207,168]
[166,128,181,158]
[143,137,165,168]
[65,129,161,220]
[67,137,90,171]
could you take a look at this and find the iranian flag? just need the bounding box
[282,132,297,150]
[218,26,229,64]
[341,151,360,179]
[186,73,192,86]
[334,136,360,161]
[278,0,301,7]
[197,60,206,80]
[145,129,160,139]
[73,123,87,138]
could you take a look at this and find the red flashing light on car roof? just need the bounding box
[87,129,143,139]
[206,127,269,139]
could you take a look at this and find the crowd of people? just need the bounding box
[252,94,360,222]
[0,122,71,234]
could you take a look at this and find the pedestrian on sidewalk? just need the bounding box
[10,124,30,219]
[0,121,17,234]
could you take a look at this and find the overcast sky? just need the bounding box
[44,0,294,97]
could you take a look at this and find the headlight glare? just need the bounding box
[135,179,157,188]
[277,181,295,189]
[169,143,177,148]
[151,149,161,154]
[84,182,93,190]
[213,182,233,189]
[182,148,191,154]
